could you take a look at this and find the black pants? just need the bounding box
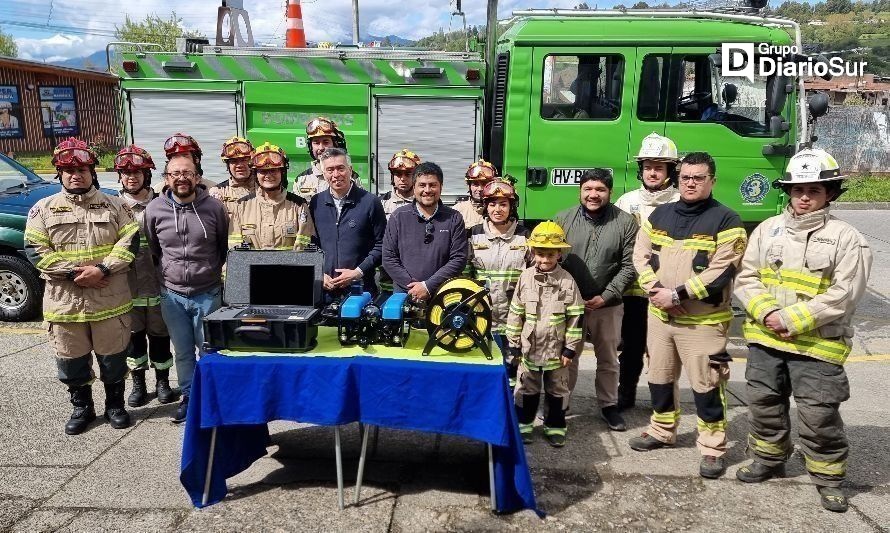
[618,296,648,400]
[745,344,850,487]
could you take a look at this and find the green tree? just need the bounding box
[631,1,651,8]
[0,26,17,58]
[114,12,203,52]
[825,0,854,13]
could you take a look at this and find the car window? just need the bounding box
[638,54,669,121]
[672,55,771,137]
[0,157,30,190]
[542,54,624,121]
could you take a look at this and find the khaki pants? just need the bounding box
[645,314,730,457]
[48,314,131,387]
[568,303,623,407]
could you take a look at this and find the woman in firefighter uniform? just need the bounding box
[506,221,585,447]
[453,159,497,229]
[734,149,872,513]
[469,179,531,384]
[230,142,315,250]
[210,137,256,219]
[114,145,178,408]
[614,132,681,409]
[25,138,140,434]
[294,116,349,201]
[378,149,421,293]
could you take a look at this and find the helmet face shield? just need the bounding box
[164,134,202,158]
[466,160,497,182]
[482,179,516,201]
[114,145,155,171]
[222,139,253,160]
[388,150,420,172]
[306,118,337,138]
[53,138,98,168]
[251,142,288,170]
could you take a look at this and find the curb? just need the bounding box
[834,202,890,210]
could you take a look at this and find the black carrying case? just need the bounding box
[202,248,324,353]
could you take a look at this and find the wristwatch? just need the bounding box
[96,263,111,278]
[670,289,681,307]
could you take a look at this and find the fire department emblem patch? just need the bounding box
[28,206,40,219]
[740,173,769,205]
[733,238,747,255]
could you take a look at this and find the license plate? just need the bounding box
[550,168,611,186]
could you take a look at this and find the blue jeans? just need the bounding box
[159,286,222,397]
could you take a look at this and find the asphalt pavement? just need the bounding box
[0,209,888,532]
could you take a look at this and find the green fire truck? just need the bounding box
[113,6,827,224]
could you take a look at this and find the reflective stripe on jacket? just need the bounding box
[25,187,139,322]
[633,196,746,325]
[615,186,680,297]
[468,220,530,334]
[734,205,872,365]
[506,265,585,370]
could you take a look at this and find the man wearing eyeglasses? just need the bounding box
[556,168,638,434]
[144,143,229,424]
[382,162,468,303]
[309,147,386,297]
[628,152,747,481]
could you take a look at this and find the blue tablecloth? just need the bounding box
[180,350,539,515]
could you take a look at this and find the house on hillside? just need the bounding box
[804,74,890,107]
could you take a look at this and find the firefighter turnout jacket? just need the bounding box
[212,179,256,219]
[616,186,681,297]
[469,220,531,335]
[379,190,413,219]
[633,196,747,324]
[229,190,315,250]
[453,197,485,229]
[119,189,162,307]
[506,265,585,370]
[734,205,872,365]
[25,187,140,322]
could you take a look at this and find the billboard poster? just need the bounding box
[0,85,25,139]
[39,86,79,137]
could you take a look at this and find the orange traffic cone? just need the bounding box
[286,0,306,48]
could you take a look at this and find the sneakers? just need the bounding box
[736,461,785,483]
[600,406,627,432]
[628,433,671,451]
[700,456,726,479]
[172,395,189,424]
[817,486,849,513]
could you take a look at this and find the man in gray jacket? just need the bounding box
[556,168,638,432]
[145,148,228,423]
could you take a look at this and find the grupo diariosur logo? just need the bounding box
[721,43,867,82]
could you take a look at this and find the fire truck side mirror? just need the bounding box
[808,92,830,119]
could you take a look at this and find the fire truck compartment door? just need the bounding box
[128,91,239,181]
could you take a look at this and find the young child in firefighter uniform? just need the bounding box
[114,145,179,408]
[25,138,140,435]
[210,137,257,219]
[469,179,530,385]
[734,149,872,513]
[453,159,497,229]
[506,221,585,448]
[229,142,315,250]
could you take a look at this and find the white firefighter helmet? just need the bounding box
[635,132,679,163]
[775,148,845,186]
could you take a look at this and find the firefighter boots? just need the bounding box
[628,433,672,452]
[155,368,180,404]
[65,385,96,435]
[103,381,131,429]
[736,461,785,483]
[817,486,849,513]
[128,370,149,407]
[700,456,726,479]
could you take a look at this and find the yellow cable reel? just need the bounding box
[423,277,493,359]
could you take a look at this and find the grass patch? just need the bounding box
[13,151,116,172]
[842,175,890,202]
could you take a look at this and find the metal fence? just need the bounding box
[814,106,890,175]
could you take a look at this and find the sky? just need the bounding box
[2,0,591,63]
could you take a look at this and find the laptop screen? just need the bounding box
[249,264,316,306]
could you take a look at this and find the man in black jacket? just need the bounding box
[309,148,386,297]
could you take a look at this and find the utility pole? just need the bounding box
[352,0,360,45]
